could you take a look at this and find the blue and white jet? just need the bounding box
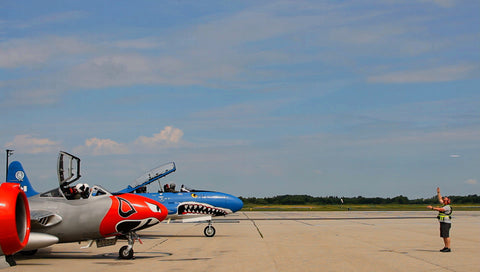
[116,162,243,237]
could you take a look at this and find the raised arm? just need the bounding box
[437,187,444,205]
[427,187,446,211]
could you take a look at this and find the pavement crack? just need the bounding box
[243,212,264,238]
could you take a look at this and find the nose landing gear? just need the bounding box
[119,245,134,259]
[119,232,141,259]
[204,221,216,237]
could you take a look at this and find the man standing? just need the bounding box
[427,187,452,252]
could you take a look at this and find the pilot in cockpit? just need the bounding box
[64,183,89,199]
[75,183,90,199]
[64,186,78,199]
[135,186,147,193]
[180,184,190,192]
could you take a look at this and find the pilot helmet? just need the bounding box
[75,183,89,192]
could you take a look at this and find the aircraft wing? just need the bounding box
[166,215,239,224]
[30,210,63,228]
[168,214,213,223]
[117,162,176,193]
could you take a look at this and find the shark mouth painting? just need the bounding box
[177,202,232,216]
[115,217,160,233]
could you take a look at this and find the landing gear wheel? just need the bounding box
[119,245,134,259]
[204,225,216,237]
[5,255,16,266]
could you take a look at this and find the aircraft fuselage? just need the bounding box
[27,192,167,243]
[135,191,243,217]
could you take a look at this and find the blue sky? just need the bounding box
[1,0,479,198]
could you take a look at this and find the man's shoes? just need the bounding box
[440,247,451,252]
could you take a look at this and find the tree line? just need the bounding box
[239,194,480,205]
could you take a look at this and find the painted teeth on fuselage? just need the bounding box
[178,202,228,216]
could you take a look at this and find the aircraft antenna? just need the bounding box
[5,149,14,182]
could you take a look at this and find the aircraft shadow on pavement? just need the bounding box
[141,234,228,238]
[157,257,212,262]
[15,249,173,262]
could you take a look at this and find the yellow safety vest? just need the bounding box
[438,205,452,223]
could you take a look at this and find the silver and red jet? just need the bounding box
[7,151,168,260]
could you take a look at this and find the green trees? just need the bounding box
[239,194,480,205]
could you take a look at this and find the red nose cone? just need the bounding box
[100,194,167,237]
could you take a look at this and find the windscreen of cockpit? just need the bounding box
[90,185,111,197]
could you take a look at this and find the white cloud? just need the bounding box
[79,138,129,156]
[465,179,477,185]
[134,126,184,147]
[368,64,476,83]
[4,134,60,154]
[73,126,184,156]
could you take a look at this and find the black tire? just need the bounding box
[204,226,216,237]
[119,245,134,259]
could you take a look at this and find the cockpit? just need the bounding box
[40,185,111,199]
[41,152,114,200]
[90,185,110,197]
[162,183,193,193]
[133,183,200,194]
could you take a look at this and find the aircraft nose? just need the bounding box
[121,194,168,222]
[100,194,168,236]
[144,199,168,221]
[228,195,243,212]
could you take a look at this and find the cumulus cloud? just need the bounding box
[74,126,184,155]
[465,179,477,185]
[4,134,60,154]
[78,138,129,156]
[135,126,184,147]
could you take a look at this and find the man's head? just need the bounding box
[443,197,451,205]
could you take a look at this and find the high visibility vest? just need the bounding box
[438,205,452,223]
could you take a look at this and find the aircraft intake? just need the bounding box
[0,183,31,257]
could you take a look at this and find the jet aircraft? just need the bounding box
[7,151,168,260]
[0,182,30,267]
[117,162,243,237]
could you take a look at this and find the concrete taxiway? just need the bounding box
[10,211,480,272]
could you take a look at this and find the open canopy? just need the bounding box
[117,162,176,194]
[57,151,81,189]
